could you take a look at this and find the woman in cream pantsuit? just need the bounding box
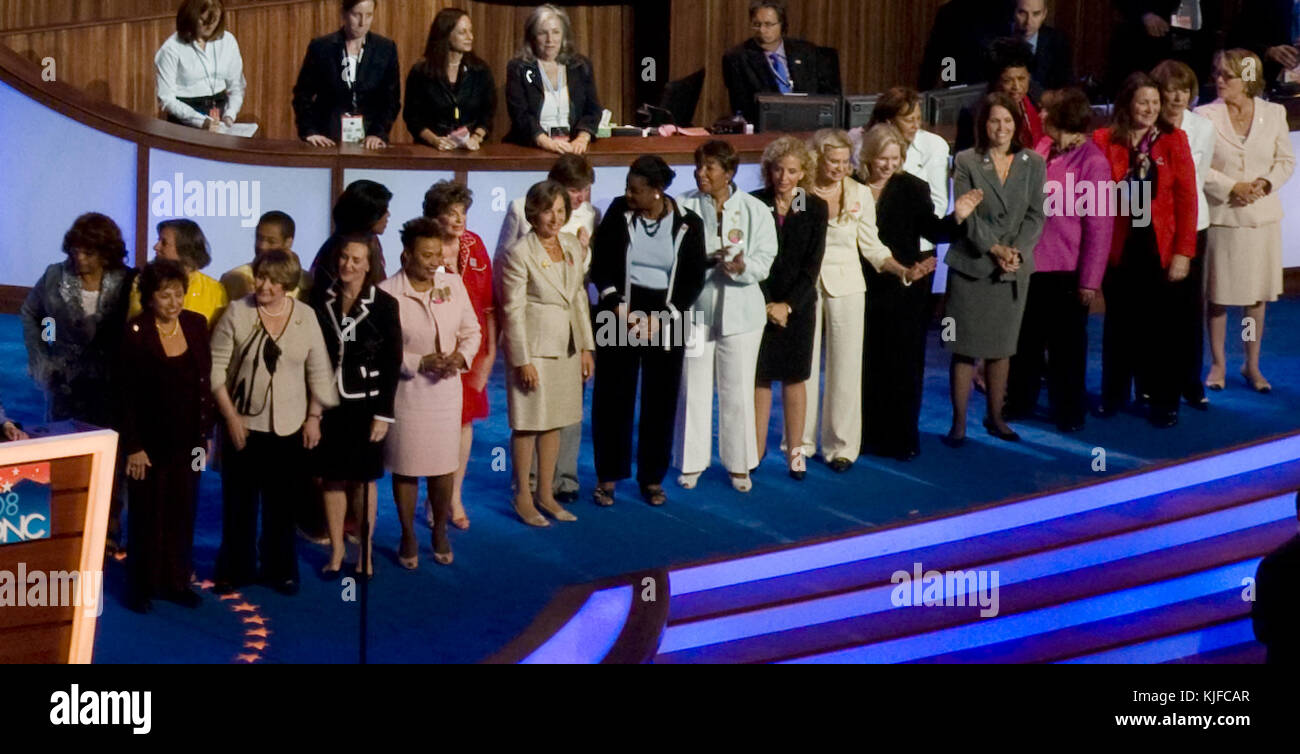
[675,140,777,492]
[500,180,595,526]
[802,129,894,472]
[1196,49,1296,394]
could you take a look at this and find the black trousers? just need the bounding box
[591,286,685,487]
[216,428,304,584]
[1172,233,1207,401]
[861,273,933,457]
[1007,271,1089,427]
[1101,229,1181,416]
[126,456,200,600]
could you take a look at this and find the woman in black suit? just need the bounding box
[858,124,982,460]
[311,233,401,578]
[504,3,602,154]
[404,8,496,151]
[119,259,213,613]
[751,136,827,480]
[292,0,400,150]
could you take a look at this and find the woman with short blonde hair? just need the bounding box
[1196,49,1295,394]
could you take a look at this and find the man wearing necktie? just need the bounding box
[722,0,840,124]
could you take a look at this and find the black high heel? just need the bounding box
[983,418,1020,442]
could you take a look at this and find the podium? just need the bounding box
[0,426,119,663]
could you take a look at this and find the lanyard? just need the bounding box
[342,40,366,112]
[192,40,219,98]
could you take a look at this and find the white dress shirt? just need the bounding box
[155,31,246,128]
[1175,108,1216,231]
[905,128,952,250]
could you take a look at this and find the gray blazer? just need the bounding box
[944,147,1046,284]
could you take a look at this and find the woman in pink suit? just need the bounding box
[379,217,482,567]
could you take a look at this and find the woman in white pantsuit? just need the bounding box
[802,129,897,472]
[1196,49,1295,394]
[675,140,777,492]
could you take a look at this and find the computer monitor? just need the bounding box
[660,68,706,127]
[756,94,842,133]
[843,94,880,129]
[924,84,987,128]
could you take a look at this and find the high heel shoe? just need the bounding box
[536,496,578,522]
[982,418,1020,442]
[1241,368,1272,393]
[788,448,807,480]
[512,495,550,527]
[432,531,453,566]
[398,534,419,570]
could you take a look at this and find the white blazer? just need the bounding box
[677,185,777,337]
[1195,98,1296,228]
[1176,108,1216,231]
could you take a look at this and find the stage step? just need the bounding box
[654,448,1300,664]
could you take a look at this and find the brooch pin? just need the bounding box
[728,229,744,244]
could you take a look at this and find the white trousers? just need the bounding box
[800,289,865,461]
[674,323,763,475]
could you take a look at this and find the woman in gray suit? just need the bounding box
[500,180,596,527]
[943,91,1047,447]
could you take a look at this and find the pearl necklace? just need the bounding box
[258,298,290,317]
[156,319,181,338]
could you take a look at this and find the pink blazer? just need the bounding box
[379,269,482,381]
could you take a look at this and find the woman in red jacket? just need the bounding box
[1092,72,1199,428]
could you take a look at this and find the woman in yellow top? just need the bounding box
[129,219,229,324]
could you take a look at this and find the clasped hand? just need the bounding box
[420,351,465,379]
[1228,180,1269,207]
[990,244,1022,274]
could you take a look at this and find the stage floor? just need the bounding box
[3,299,1299,664]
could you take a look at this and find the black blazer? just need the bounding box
[591,196,708,319]
[403,58,497,142]
[721,37,840,123]
[1228,0,1295,84]
[504,56,602,146]
[1030,25,1074,94]
[867,173,964,307]
[918,0,1015,90]
[117,309,213,458]
[312,283,402,421]
[750,188,827,314]
[1252,534,1300,665]
[292,30,401,141]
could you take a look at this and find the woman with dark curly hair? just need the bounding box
[422,180,495,530]
[119,259,214,612]
[21,212,136,550]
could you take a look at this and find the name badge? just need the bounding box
[341,115,365,144]
[1170,14,1193,30]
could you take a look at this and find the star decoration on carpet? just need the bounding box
[245,627,269,638]
[235,653,260,663]
[241,615,266,625]
[231,602,258,613]
[243,640,267,651]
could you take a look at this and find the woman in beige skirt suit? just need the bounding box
[1196,49,1295,393]
[500,180,596,528]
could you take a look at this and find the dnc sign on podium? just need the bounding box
[0,463,51,544]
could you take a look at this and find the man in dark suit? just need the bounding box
[1252,493,1299,664]
[1227,0,1300,90]
[721,0,840,124]
[1013,0,1074,96]
[918,0,1016,90]
[1108,1,1224,98]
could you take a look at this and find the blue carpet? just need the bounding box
[2,300,1298,664]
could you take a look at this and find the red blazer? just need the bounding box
[1092,126,1198,269]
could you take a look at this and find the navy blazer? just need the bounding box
[721,37,840,123]
[118,309,214,458]
[292,30,401,141]
[504,56,603,146]
[403,58,497,142]
[312,283,402,422]
[750,187,827,315]
[1029,25,1073,94]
